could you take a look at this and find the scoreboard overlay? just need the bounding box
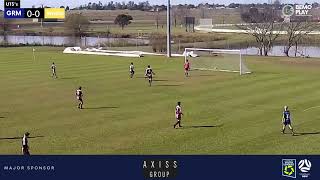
[4,0,65,19]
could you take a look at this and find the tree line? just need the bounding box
[71,1,319,11]
[238,6,319,57]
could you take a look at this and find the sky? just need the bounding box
[1,0,318,9]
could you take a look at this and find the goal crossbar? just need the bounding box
[184,48,240,54]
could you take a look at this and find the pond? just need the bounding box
[240,46,320,58]
[0,35,149,46]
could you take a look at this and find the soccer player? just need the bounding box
[145,65,155,86]
[22,132,30,155]
[174,102,183,129]
[184,59,190,77]
[51,62,57,78]
[129,62,135,78]
[282,106,294,136]
[75,86,84,109]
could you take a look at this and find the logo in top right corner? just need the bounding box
[298,159,312,178]
[282,4,313,17]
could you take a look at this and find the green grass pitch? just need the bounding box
[0,47,320,154]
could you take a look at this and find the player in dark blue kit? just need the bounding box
[145,65,155,86]
[282,106,294,136]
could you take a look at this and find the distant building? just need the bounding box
[215,6,226,9]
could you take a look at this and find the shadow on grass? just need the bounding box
[0,136,44,141]
[153,79,169,82]
[156,84,182,87]
[0,117,4,118]
[84,106,119,110]
[60,77,77,80]
[178,124,223,129]
[198,74,216,77]
[293,132,320,136]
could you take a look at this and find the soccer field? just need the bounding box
[0,47,320,154]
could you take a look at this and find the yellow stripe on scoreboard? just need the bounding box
[44,8,65,19]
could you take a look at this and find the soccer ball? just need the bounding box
[298,159,312,172]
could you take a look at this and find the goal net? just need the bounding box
[184,48,251,75]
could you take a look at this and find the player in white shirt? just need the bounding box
[129,62,135,78]
[145,65,155,86]
[174,102,183,129]
[22,132,30,155]
[75,86,83,109]
[51,62,57,78]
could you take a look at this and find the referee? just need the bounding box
[22,132,30,155]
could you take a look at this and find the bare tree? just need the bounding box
[172,6,178,27]
[176,5,189,27]
[238,8,283,56]
[263,21,283,56]
[150,33,166,52]
[154,8,160,29]
[0,18,11,46]
[64,13,90,46]
[283,19,318,57]
[48,27,54,45]
[199,3,206,19]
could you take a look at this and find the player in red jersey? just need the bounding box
[184,59,190,77]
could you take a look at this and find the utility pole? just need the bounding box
[167,0,171,57]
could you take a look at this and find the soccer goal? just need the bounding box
[184,48,251,75]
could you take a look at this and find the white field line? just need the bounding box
[303,105,320,112]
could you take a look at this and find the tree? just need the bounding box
[47,27,54,45]
[172,7,178,27]
[238,8,283,56]
[175,5,189,26]
[150,33,166,52]
[64,13,90,45]
[199,3,206,18]
[0,18,11,46]
[114,14,133,30]
[283,19,318,57]
[154,8,160,29]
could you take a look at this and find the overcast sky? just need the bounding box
[1,0,318,9]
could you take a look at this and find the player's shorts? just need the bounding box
[147,74,152,79]
[22,146,30,155]
[77,97,82,101]
[184,68,189,71]
[130,70,135,74]
[176,115,181,120]
[283,119,291,125]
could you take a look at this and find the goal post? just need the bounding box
[184,48,251,75]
